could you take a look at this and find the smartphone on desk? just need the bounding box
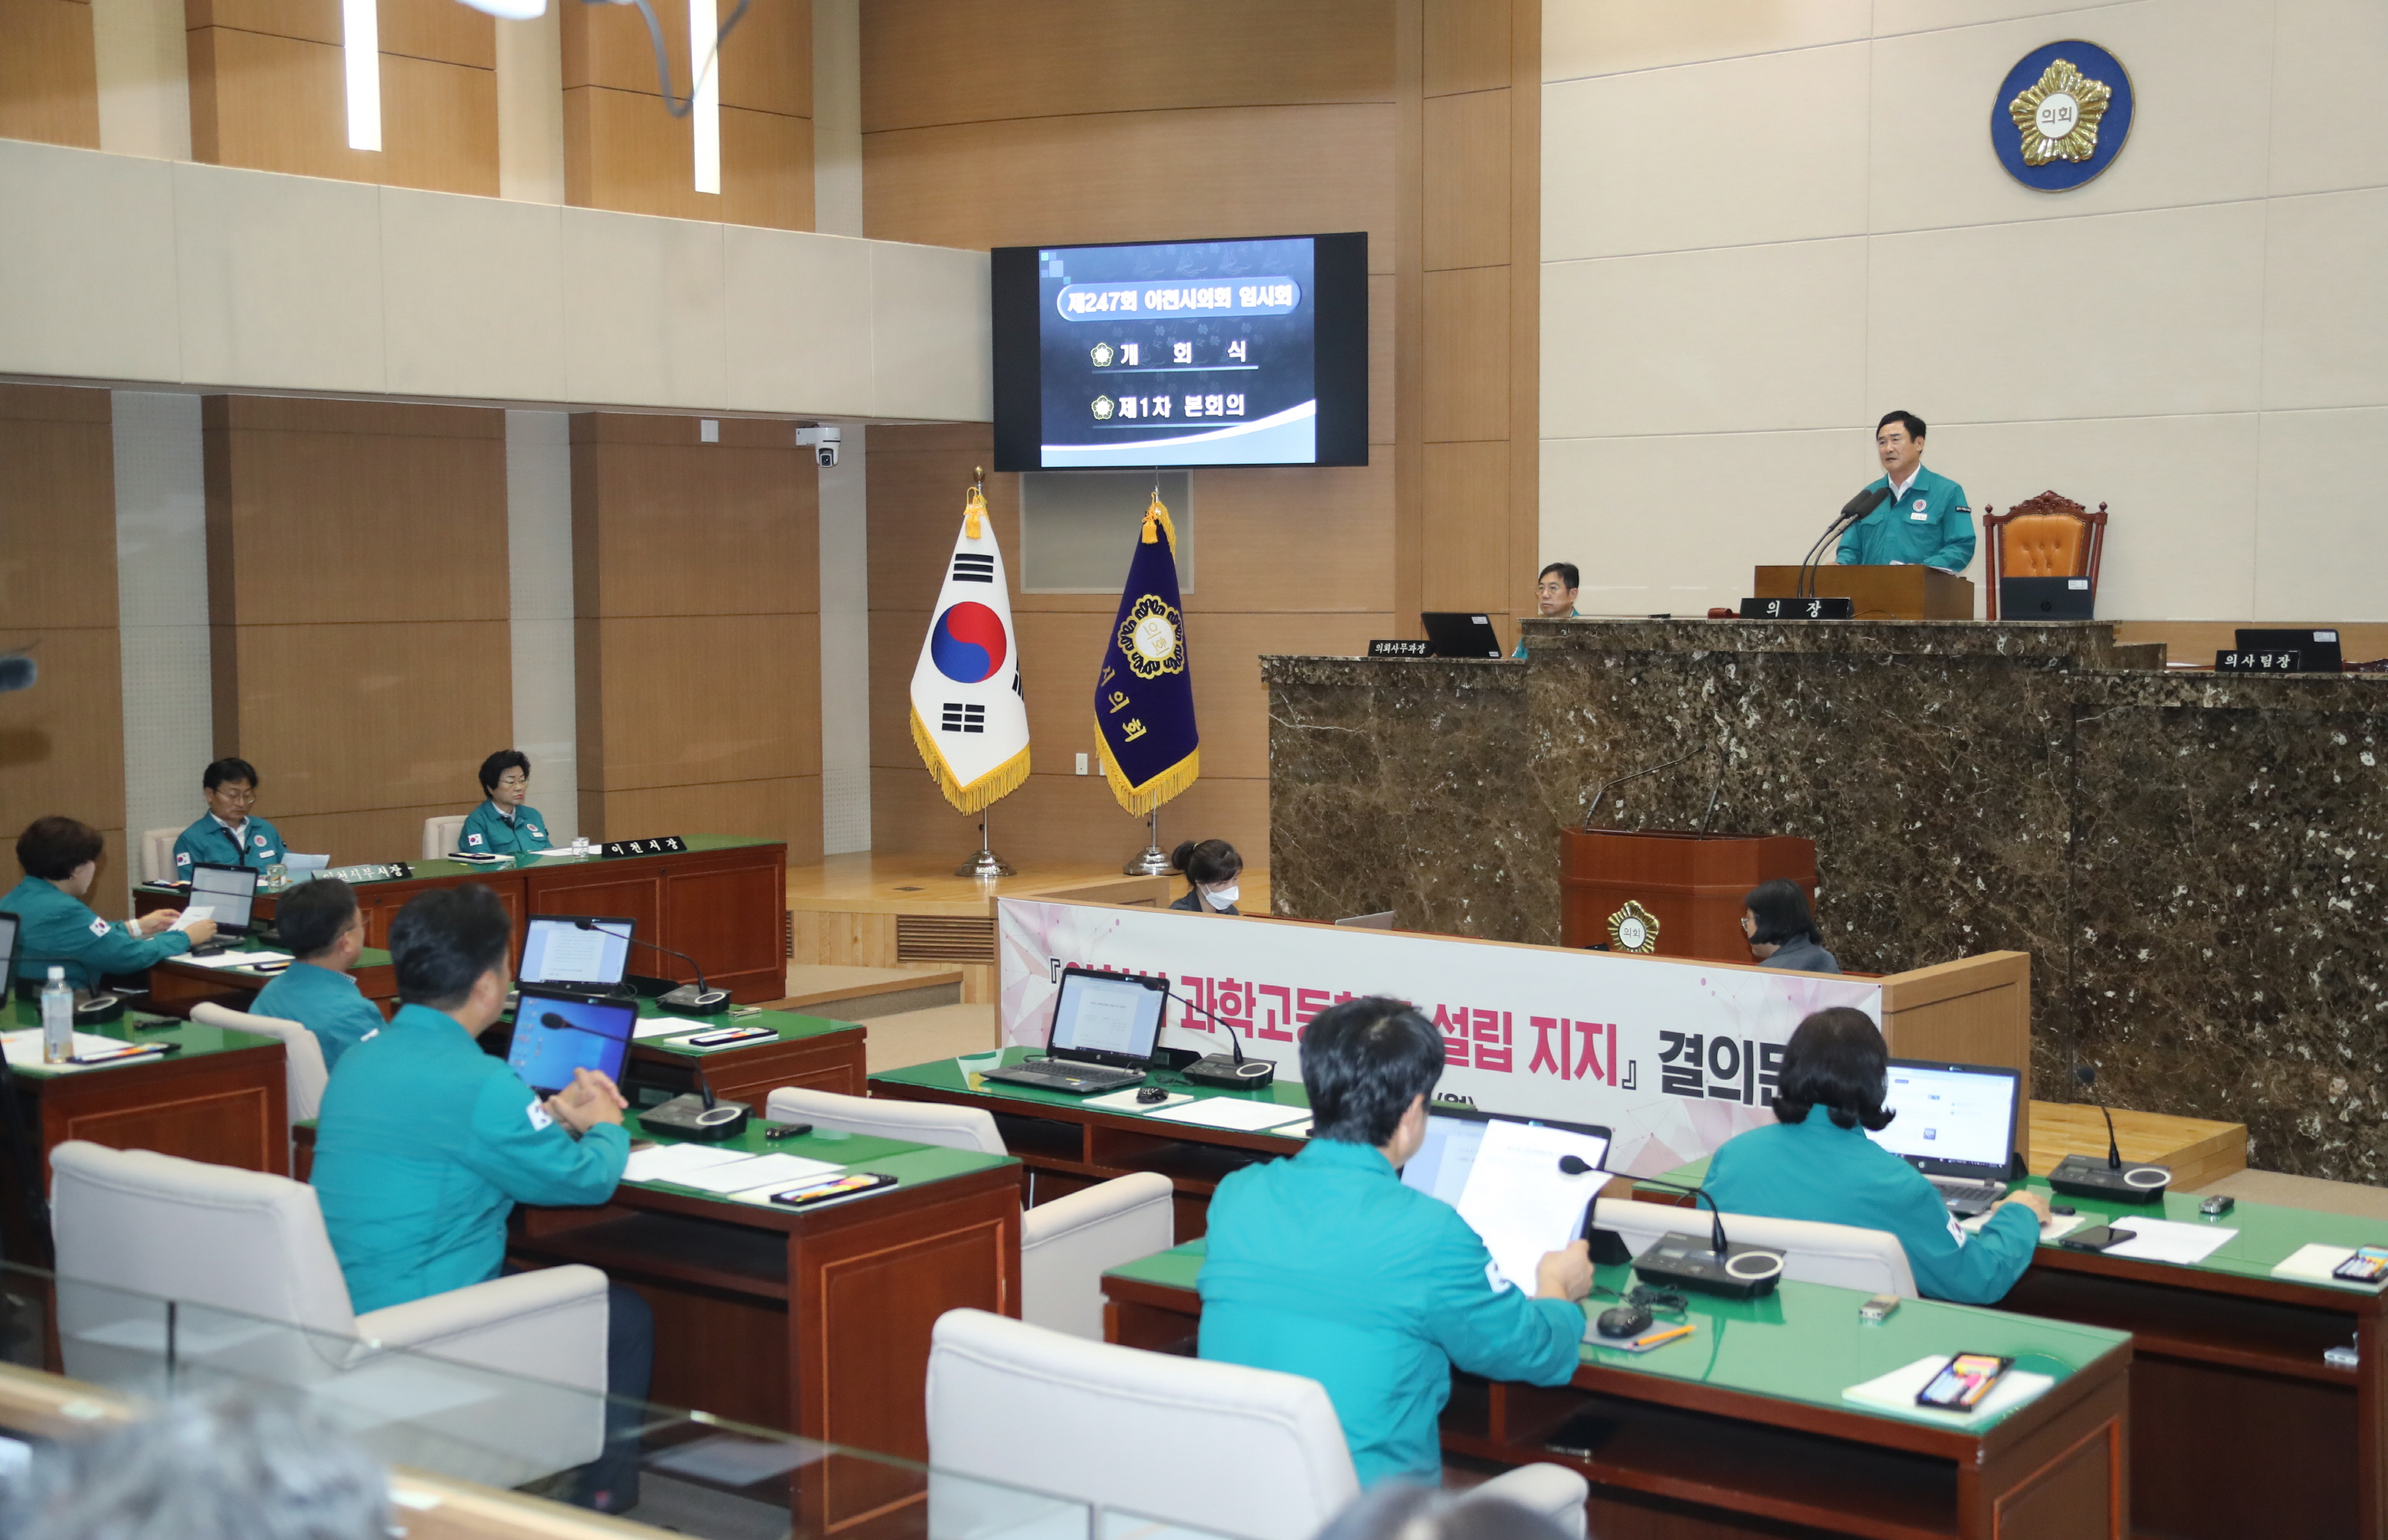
[1916,1353,2013,1411]
[685,1026,774,1048]
[2333,1246,2388,1284]
[770,1173,897,1209]
[2059,1225,2133,1253]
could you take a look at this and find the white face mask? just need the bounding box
[1203,881,1241,907]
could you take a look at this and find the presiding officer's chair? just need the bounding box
[190,1000,331,1126]
[49,1140,609,1489]
[927,1309,1591,1540]
[1591,1196,1919,1299]
[423,814,468,859]
[766,1086,1173,1340]
[139,828,178,885]
[1982,489,2108,619]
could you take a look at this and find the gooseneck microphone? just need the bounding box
[2078,1062,2123,1169]
[1796,486,1892,598]
[1563,1154,1784,1299]
[2047,1061,2172,1203]
[574,918,729,1015]
[1162,986,1275,1090]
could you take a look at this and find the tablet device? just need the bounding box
[507,988,636,1096]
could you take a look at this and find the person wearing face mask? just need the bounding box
[1740,878,1840,974]
[1169,838,1243,915]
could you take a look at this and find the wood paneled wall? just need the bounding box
[204,396,513,861]
[570,414,821,862]
[562,0,810,229]
[0,387,126,915]
[0,0,101,147]
[186,0,498,193]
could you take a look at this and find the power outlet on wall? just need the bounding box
[1075,753,1088,776]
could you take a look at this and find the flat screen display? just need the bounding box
[991,233,1369,471]
[1047,965,1168,1066]
[1867,1061,2019,1170]
[507,989,635,1096]
[520,916,633,988]
[190,864,258,935]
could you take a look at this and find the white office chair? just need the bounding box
[422,814,468,859]
[49,1141,609,1489]
[1591,1196,1919,1299]
[927,1310,1590,1540]
[191,1001,330,1125]
[767,1087,1175,1340]
[140,828,178,885]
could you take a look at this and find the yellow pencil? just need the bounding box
[1632,1324,1695,1350]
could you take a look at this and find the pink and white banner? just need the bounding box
[998,899,1881,1177]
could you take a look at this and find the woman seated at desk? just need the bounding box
[5,815,215,992]
[1741,878,1840,973]
[1704,1008,2047,1304]
[1169,839,1243,916]
[458,750,554,857]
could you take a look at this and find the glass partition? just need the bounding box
[0,1261,1237,1540]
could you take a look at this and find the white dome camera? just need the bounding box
[796,424,841,468]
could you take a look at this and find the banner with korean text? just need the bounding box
[998,899,1882,1178]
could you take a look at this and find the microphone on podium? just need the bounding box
[1798,487,1893,598]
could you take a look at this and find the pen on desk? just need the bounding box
[1632,1324,1695,1351]
[69,1043,173,1065]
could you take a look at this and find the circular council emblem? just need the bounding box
[1992,42,2132,190]
[1606,900,1660,955]
[1089,341,1116,367]
[1119,595,1186,679]
[1914,498,1929,512]
[930,601,1009,683]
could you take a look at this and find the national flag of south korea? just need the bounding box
[909,486,1030,811]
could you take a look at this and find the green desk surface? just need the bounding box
[162,937,394,976]
[1647,1156,2388,1294]
[0,998,279,1076]
[621,997,864,1059]
[874,1045,1315,1119]
[136,834,781,895]
[617,1111,1014,1202]
[1106,1240,2128,1434]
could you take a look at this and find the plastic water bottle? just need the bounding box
[573,834,590,858]
[40,967,71,1065]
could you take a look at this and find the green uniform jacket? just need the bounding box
[2,875,191,991]
[250,960,385,1072]
[458,801,552,857]
[1513,606,1579,659]
[1703,1115,2037,1305]
[171,814,287,876]
[1198,1137,1585,1487]
[1836,465,1975,570]
[310,1002,628,1314]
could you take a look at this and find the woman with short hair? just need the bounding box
[1740,877,1839,973]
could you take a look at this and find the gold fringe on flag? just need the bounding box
[1095,723,1197,817]
[911,705,1031,813]
[1142,490,1176,549]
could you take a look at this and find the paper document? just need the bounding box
[622,1143,756,1186]
[283,854,329,879]
[169,908,213,932]
[2100,1217,2236,1267]
[1963,1207,2086,1245]
[1843,1355,2054,1425]
[1085,1085,1194,1112]
[675,1153,847,1196]
[1451,1119,1609,1291]
[0,1030,153,1073]
[2272,1242,2388,1292]
[632,1016,716,1041]
[1145,1099,1311,1132]
[176,950,293,970]
[659,1031,771,1054]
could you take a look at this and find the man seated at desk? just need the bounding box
[1198,997,1593,1487]
[1837,411,1975,572]
[459,750,554,857]
[1704,1008,2045,1304]
[1512,562,1580,659]
[247,877,382,1070]
[170,757,286,877]
[6,816,213,991]
[310,884,647,1510]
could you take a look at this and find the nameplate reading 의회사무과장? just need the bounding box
[1740,596,1855,620]
[1367,639,1430,659]
[601,836,689,859]
[2215,650,2302,674]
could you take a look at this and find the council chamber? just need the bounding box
[0,4,2382,1540]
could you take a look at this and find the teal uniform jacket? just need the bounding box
[310,1002,628,1314]
[1837,466,1975,570]
[171,814,287,877]
[1703,1115,2037,1305]
[2,876,191,991]
[458,801,552,857]
[1198,1137,1585,1487]
[249,960,385,1072]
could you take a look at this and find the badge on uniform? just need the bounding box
[175,852,190,867]
[466,833,483,847]
[526,826,544,840]
[526,1100,554,1132]
[253,834,268,847]
[1910,499,1930,521]
[87,918,109,938]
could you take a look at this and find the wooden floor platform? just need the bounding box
[2027,1101,2246,1189]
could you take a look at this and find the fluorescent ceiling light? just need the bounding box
[689,0,719,194]
[343,0,381,150]
[454,0,545,15]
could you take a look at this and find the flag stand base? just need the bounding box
[955,810,1015,879]
[1124,807,1171,876]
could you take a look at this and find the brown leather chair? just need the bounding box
[1982,490,2108,619]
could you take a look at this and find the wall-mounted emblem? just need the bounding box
[1606,900,1659,955]
[1993,42,2134,191]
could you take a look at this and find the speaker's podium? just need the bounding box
[1752,565,1974,619]
[1560,828,1816,964]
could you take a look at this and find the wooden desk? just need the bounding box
[137,836,789,1005]
[619,1000,869,1108]
[1106,1245,2131,1539]
[1752,563,1976,619]
[146,941,397,1019]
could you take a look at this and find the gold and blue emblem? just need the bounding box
[1992,42,2132,191]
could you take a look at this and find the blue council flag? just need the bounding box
[1094,492,1198,814]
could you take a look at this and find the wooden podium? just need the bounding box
[1559,828,1816,963]
[1752,564,1974,619]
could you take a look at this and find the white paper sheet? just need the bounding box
[1084,1086,1194,1112]
[656,1029,776,1054]
[168,906,213,933]
[1843,1354,2054,1425]
[632,1015,719,1041]
[674,1153,848,1195]
[2100,1216,2237,1267]
[175,950,293,970]
[622,1143,756,1186]
[2272,1242,2388,1292]
[0,1029,151,1073]
[1144,1099,1311,1132]
[1962,1207,2087,1245]
[1451,1119,1610,1291]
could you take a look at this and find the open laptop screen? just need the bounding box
[507,989,636,1095]
[1867,1059,2019,1173]
[520,916,633,988]
[1046,966,1167,1069]
[189,864,259,935]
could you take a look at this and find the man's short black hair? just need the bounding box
[277,877,359,961]
[203,757,259,792]
[1877,410,1927,441]
[1771,1007,1894,1132]
[1744,877,1820,948]
[388,884,510,1010]
[1301,996,1444,1146]
[478,750,530,794]
[16,817,103,881]
[1538,562,1580,590]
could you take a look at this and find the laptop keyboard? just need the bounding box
[985,1061,1145,1093]
[1927,1176,2010,1212]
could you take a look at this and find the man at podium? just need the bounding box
[1837,411,1974,572]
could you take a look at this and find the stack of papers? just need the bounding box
[2273,1242,2388,1292]
[178,950,293,971]
[1145,1099,1310,1132]
[631,1016,726,1041]
[1843,1355,2054,1424]
[622,1144,844,1197]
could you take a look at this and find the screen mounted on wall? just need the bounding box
[991,233,1368,471]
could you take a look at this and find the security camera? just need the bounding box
[795,424,841,468]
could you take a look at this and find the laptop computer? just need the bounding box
[507,988,637,1097]
[1999,575,2095,619]
[984,966,1168,1095]
[1866,1058,2023,1217]
[186,863,260,957]
[1420,612,1505,659]
[518,915,636,998]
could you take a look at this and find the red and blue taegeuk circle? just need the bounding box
[931,602,1008,683]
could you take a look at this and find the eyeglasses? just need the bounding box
[213,786,257,804]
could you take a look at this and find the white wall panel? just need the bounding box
[383,190,566,404]
[173,161,387,394]
[506,409,579,844]
[558,207,728,411]
[2269,0,2388,198]
[1544,1,1867,82]
[2256,408,2388,619]
[725,226,876,413]
[0,147,179,383]
[113,390,211,897]
[2262,186,2388,412]
[870,240,994,422]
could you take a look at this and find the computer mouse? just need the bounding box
[1136,1085,1170,1104]
[1595,1305,1652,1340]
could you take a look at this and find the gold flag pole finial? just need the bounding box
[1142,486,1176,548]
[964,468,988,539]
